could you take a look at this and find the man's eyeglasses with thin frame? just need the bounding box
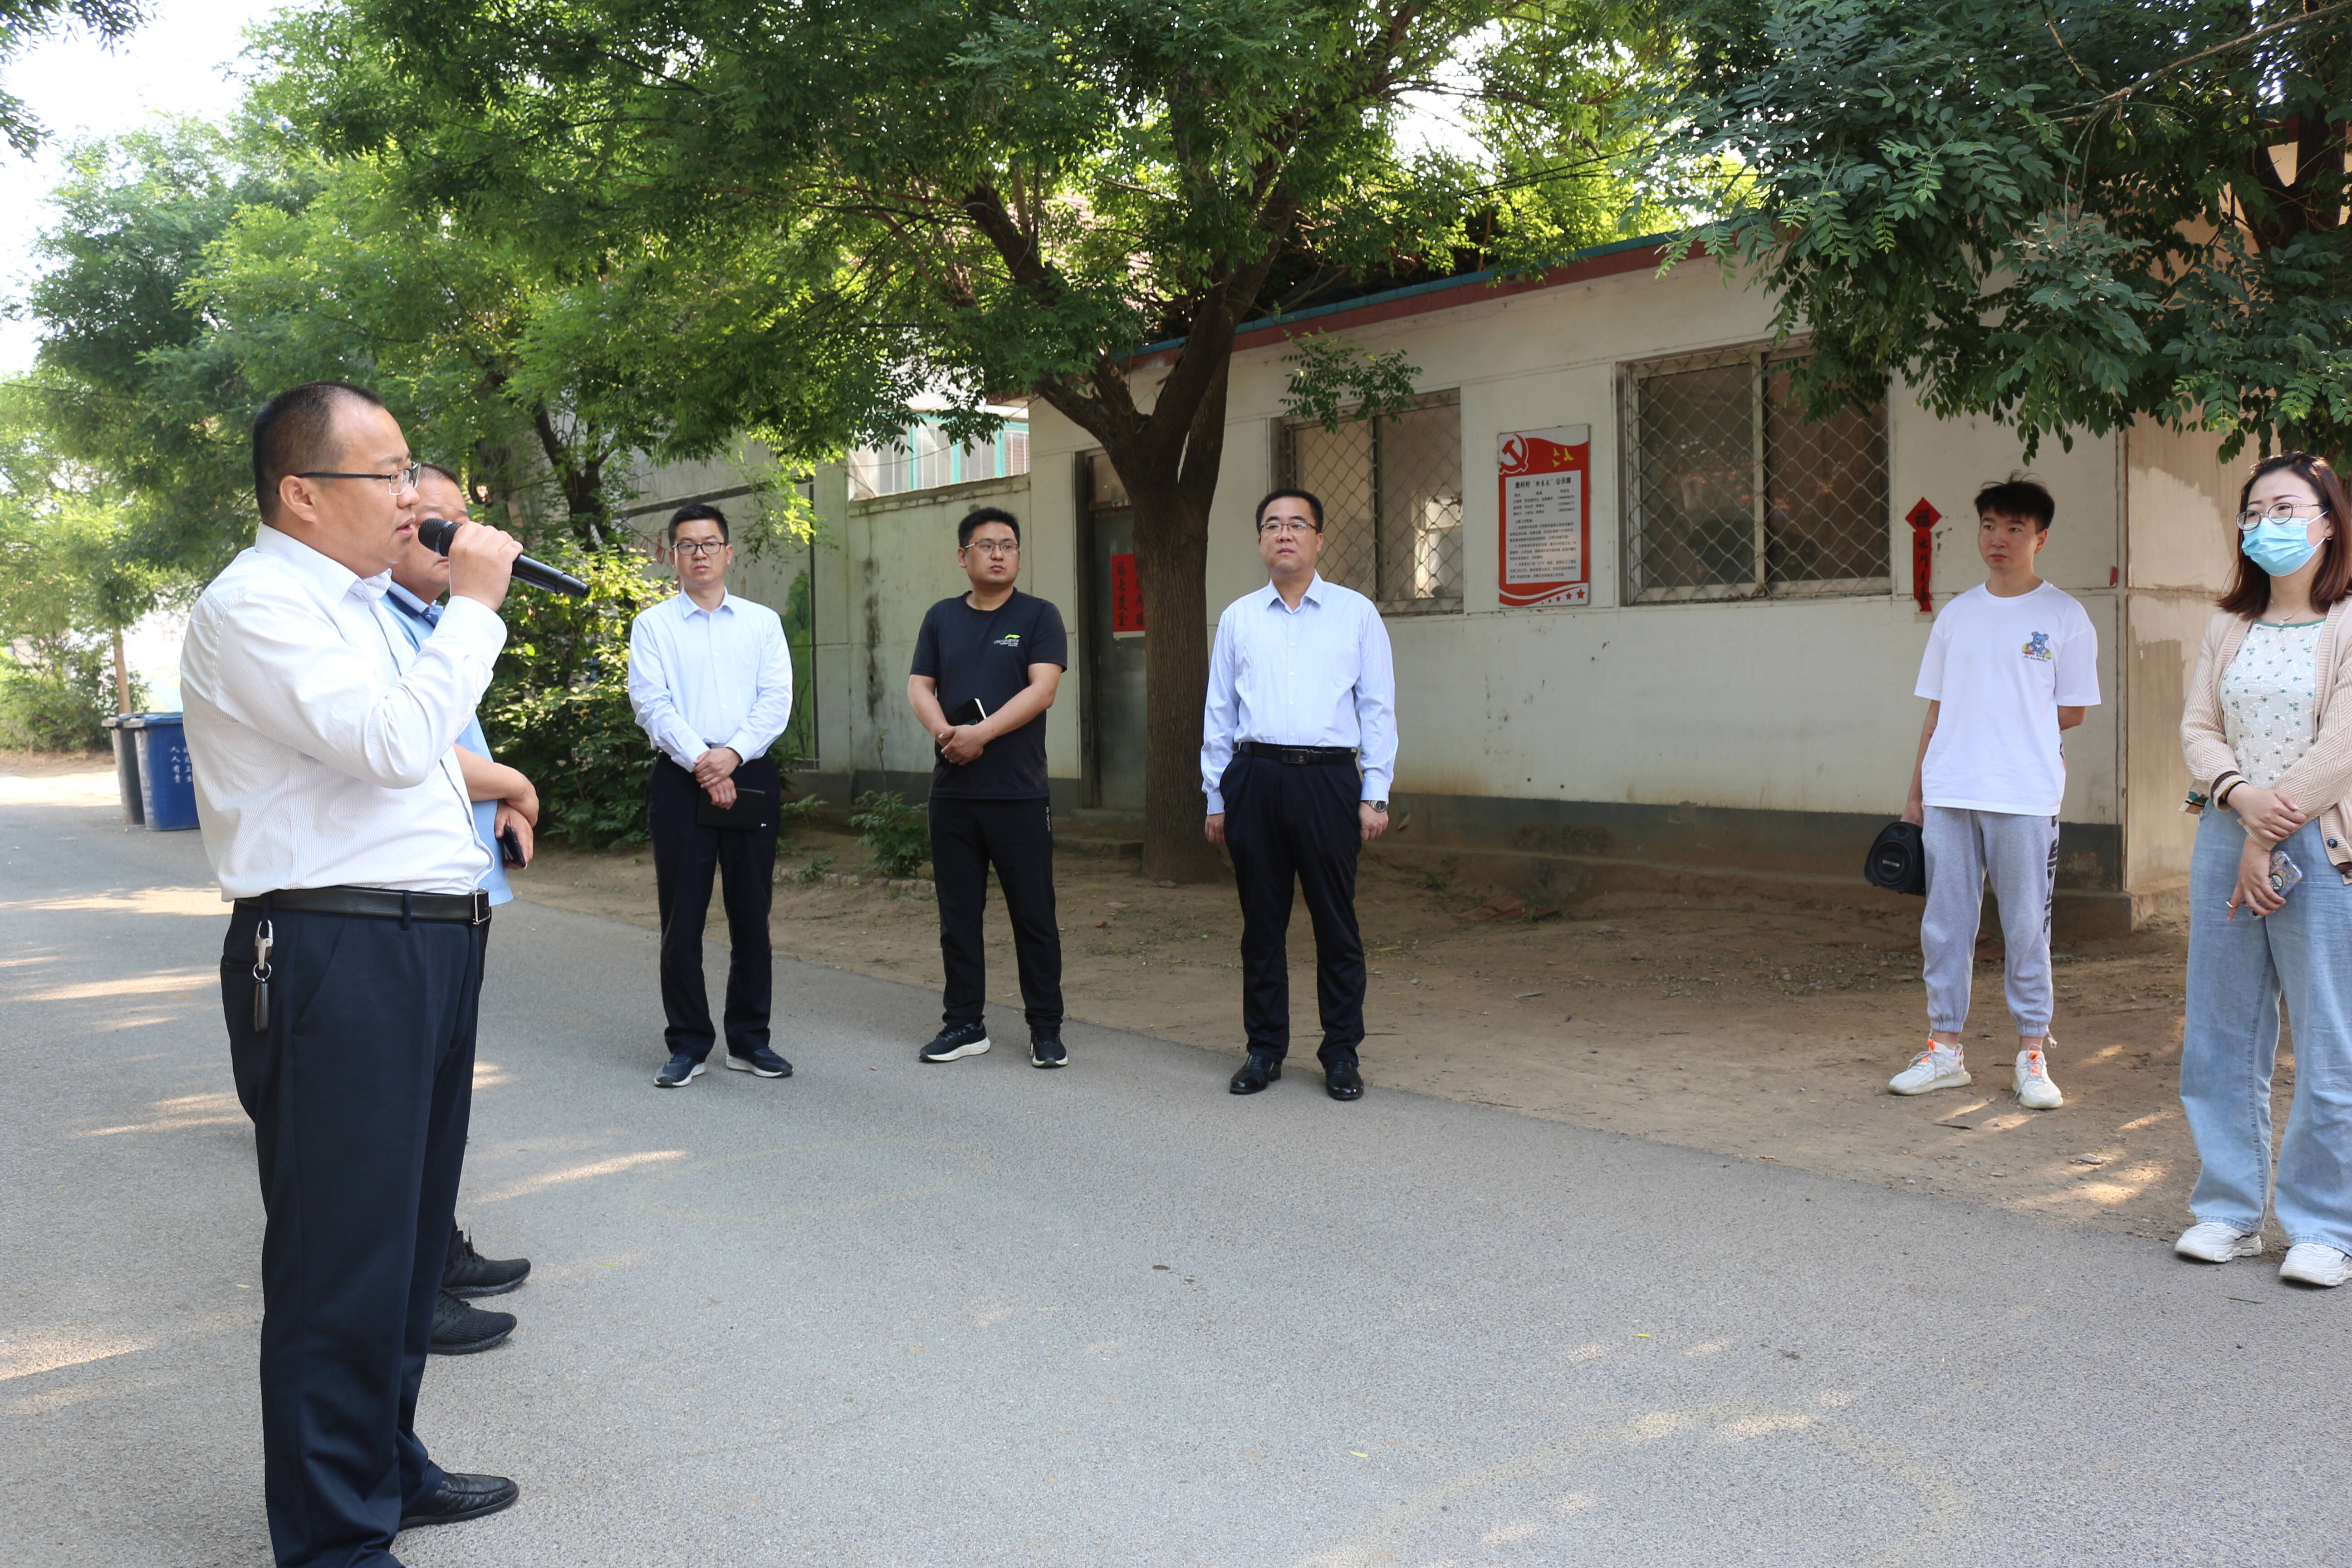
[963,538,1019,556]
[2238,500,2334,532]
[1257,519,1319,536]
[671,538,729,556]
[294,464,422,494]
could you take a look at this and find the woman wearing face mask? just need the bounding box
[2178,451,2352,1286]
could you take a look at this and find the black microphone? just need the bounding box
[416,517,590,598]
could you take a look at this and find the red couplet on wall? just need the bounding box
[1906,497,1940,613]
[1110,552,1145,634]
[1498,425,1592,608]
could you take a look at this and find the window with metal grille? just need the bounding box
[1622,344,1890,603]
[1277,389,1464,614]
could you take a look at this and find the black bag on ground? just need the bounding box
[1862,820,1927,895]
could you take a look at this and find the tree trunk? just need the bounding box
[1128,480,1224,883]
[110,627,131,715]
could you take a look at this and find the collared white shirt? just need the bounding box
[1199,573,1397,813]
[180,524,505,899]
[626,590,794,772]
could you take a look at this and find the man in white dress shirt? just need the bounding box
[1201,489,1398,1102]
[626,504,797,1088]
[181,382,525,1565]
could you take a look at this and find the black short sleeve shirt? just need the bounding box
[909,590,1069,799]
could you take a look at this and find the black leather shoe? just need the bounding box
[401,1471,519,1530]
[429,1289,514,1355]
[1324,1059,1364,1101]
[1228,1051,1282,1095]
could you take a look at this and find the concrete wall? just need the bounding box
[2121,424,2240,912]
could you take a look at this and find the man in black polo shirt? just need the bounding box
[907,506,1071,1067]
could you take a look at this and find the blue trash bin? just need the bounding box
[118,713,200,831]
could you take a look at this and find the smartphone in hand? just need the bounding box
[500,826,527,868]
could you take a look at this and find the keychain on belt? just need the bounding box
[251,918,274,1030]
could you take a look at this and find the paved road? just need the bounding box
[6,771,2352,1568]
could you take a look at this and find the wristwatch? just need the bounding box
[1367,800,1388,813]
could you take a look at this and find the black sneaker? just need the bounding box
[430,1289,514,1355]
[654,1051,705,1088]
[443,1226,529,1298]
[1030,1034,1068,1068]
[724,1045,794,1078]
[920,1022,991,1063]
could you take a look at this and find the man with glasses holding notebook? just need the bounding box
[627,503,798,1088]
[906,506,1071,1067]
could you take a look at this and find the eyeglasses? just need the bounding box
[671,538,728,556]
[2238,501,2333,531]
[295,464,421,494]
[1258,519,1318,536]
[963,539,1019,556]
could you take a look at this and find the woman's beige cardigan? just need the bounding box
[2180,598,2352,884]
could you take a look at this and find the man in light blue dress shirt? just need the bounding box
[1201,488,1397,1102]
[627,504,798,1088]
[384,464,539,1353]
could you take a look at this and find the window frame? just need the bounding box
[1276,387,1466,617]
[1619,341,1891,606]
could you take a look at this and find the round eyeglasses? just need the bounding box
[2238,501,2332,532]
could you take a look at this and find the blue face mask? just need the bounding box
[2243,519,2324,577]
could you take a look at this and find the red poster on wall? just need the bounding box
[1110,552,1145,635]
[1498,425,1591,608]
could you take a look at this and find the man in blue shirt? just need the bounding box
[1200,489,1398,1102]
[385,463,538,1352]
[626,504,798,1088]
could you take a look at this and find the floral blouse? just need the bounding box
[2222,618,2327,787]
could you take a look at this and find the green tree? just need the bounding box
[191,146,660,547]
[1660,0,2352,463]
[263,0,1662,879]
[0,0,144,155]
[0,377,168,746]
[22,118,305,578]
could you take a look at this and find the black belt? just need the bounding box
[1238,742,1357,765]
[236,886,493,926]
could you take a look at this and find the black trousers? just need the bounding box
[647,755,779,1059]
[1219,753,1366,1064]
[930,794,1063,1031]
[219,902,487,1568]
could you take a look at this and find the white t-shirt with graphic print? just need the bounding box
[1915,581,2101,816]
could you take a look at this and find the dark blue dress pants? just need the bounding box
[647,755,779,1059]
[219,901,487,1568]
[1218,753,1367,1064]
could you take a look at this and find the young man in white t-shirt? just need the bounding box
[1894,478,2101,1109]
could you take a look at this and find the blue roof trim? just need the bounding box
[1125,231,1682,360]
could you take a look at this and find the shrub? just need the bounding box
[0,641,134,751]
[849,789,929,877]
[477,544,671,847]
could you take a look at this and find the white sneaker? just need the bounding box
[1890,1042,1970,1095]
[2014,1046,2063,1110]
[2175,1221,2263,1263]
[2280,1242,2352,1287]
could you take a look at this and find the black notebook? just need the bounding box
[696,787,769,830]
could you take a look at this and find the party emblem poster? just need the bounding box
[1498,425,1591,608]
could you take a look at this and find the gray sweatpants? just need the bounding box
[1921,805,2058,1038]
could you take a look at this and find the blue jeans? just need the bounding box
[2183,812,2352,1251]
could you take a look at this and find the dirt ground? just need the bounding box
[12,745,2234,1250]
[514,820,2231,1249]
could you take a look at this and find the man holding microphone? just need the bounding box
[182,382,524,1565]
